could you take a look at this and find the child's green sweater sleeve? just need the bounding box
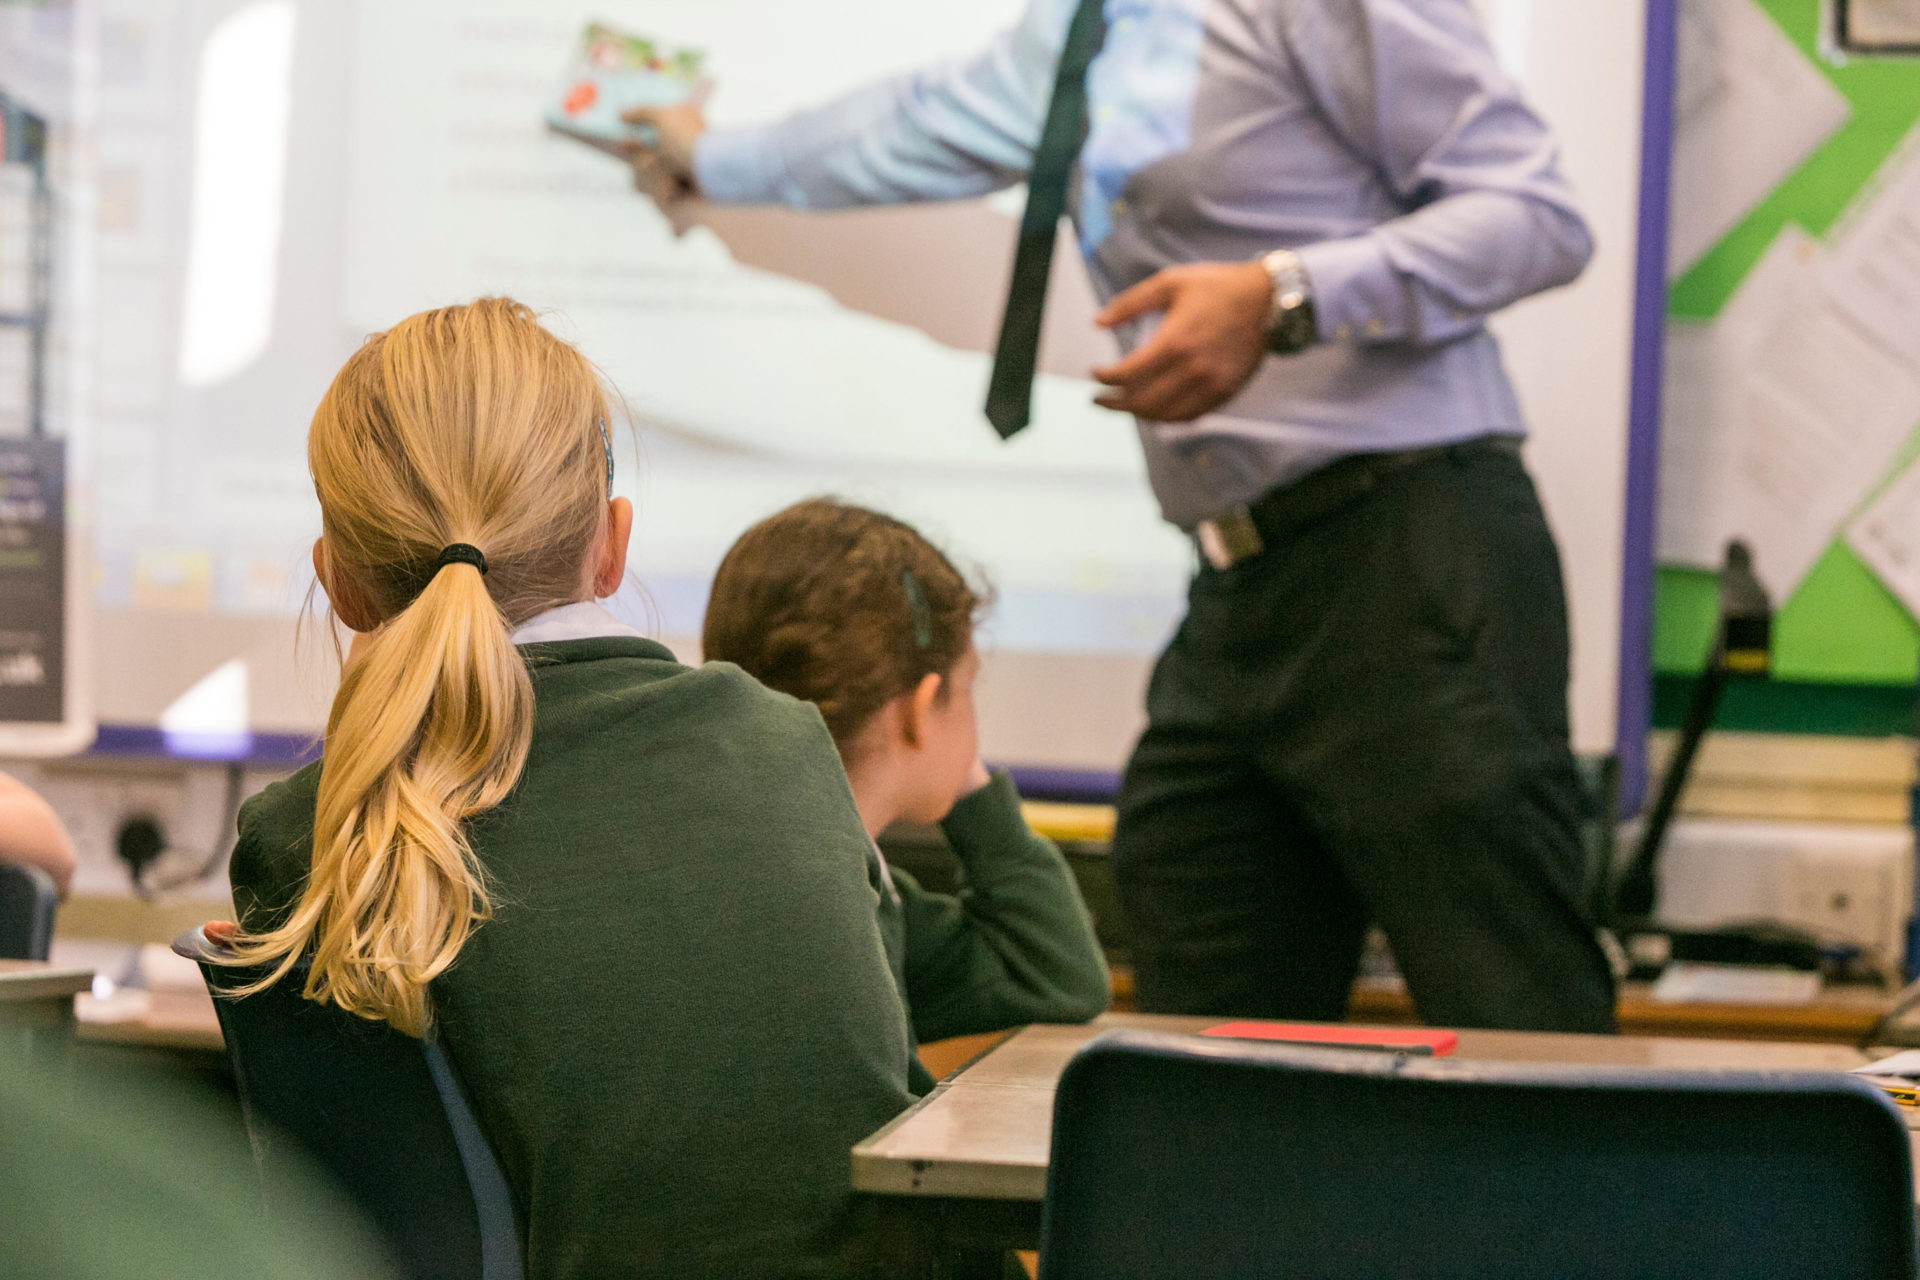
[899,772,1110,1044]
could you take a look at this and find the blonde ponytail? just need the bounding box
[222,298,611,1036]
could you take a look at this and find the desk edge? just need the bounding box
[0,968,94,1002]
[851,1149,1047,1202]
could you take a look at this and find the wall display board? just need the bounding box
[53,0,1653,774]
[0,438,68,723]
[1655,0,1920,731]
[0,25,91,756]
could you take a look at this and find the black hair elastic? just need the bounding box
[436,543,489,576]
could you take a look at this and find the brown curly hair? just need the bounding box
[702,498,983,747]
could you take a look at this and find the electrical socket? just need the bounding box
[0,757,273,899]
[1785,857,1894,951]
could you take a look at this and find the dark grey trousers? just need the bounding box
[1111,441,1618,1033]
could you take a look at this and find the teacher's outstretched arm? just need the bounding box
[621,0,1082,211]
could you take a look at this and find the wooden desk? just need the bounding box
[0,961,94,1028]
[1345,975,1896,1044]
[67,999,1008,1079]
[0,960,94,1004]
[0,962,96,1066]
[75,988,225,1056]
[1104,968,1900,1044]
[851,1014,1897,1274]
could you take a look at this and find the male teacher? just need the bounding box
[629,0,1618,1032]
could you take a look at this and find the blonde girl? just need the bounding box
[222,300,912,1280]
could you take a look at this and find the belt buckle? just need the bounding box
[1196,506,1264,570]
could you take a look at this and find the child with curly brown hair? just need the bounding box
[704,498,1109,1090]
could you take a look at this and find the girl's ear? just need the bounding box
[901,671,944,749]
[313,538,382,633]
[593,498,633,598]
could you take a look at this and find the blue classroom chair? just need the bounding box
[173,928,523,1280]
[1039,1028,1916,1280]
[0,862,57,961]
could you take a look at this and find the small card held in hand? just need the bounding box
[545,23,703,149]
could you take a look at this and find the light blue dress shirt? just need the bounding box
[694,0,1593,528]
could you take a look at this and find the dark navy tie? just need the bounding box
[984,0,1109,439]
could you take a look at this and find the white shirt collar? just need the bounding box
[509,601,646,646]
[868,838,902,909]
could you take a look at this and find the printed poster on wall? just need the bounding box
[0,436,64,724]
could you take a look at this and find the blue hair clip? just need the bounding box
[598,416,614,497]
[901,569,933,650]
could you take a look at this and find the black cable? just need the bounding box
[1609,540,1771,926]
[1614,646,1726,920]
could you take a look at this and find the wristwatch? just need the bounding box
[1259,249,1318,356]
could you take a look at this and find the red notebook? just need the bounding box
[1199,1021,1458,1057]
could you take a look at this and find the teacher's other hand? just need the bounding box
[1091,262,1273,422]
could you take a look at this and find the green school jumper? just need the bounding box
[875,772,1110,1093]
[1,1057,396,1280]
[230,637,916,1280]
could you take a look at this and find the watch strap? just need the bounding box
[1260,249,1317,355]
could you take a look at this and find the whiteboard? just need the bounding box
[59,0,1651,772]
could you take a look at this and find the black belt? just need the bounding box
[1194,436,1523,570]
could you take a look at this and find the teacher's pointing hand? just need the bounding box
[1092,261,1276,423]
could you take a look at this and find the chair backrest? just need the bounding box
[1039,1029,1917,1280]
[172,929,522,1280]
[0,863,57,961]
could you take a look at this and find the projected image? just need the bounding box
[47,0,1650,755]
[82,0,1191,657]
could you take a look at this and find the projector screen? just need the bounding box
[38,0,1648,769]
[341,0,1192,653]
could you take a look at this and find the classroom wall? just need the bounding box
[39,0,1652,772]
[1475,0,1647,758]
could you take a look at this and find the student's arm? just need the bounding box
[899,771,1110,1044]
[690,0,1074,208]
[0,771,77,897]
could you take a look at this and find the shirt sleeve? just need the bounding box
[693,0,1075,208]
[897,772,1111,1045]
[1280,0,1595,348]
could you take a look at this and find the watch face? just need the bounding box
[1267,298,1316,355]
